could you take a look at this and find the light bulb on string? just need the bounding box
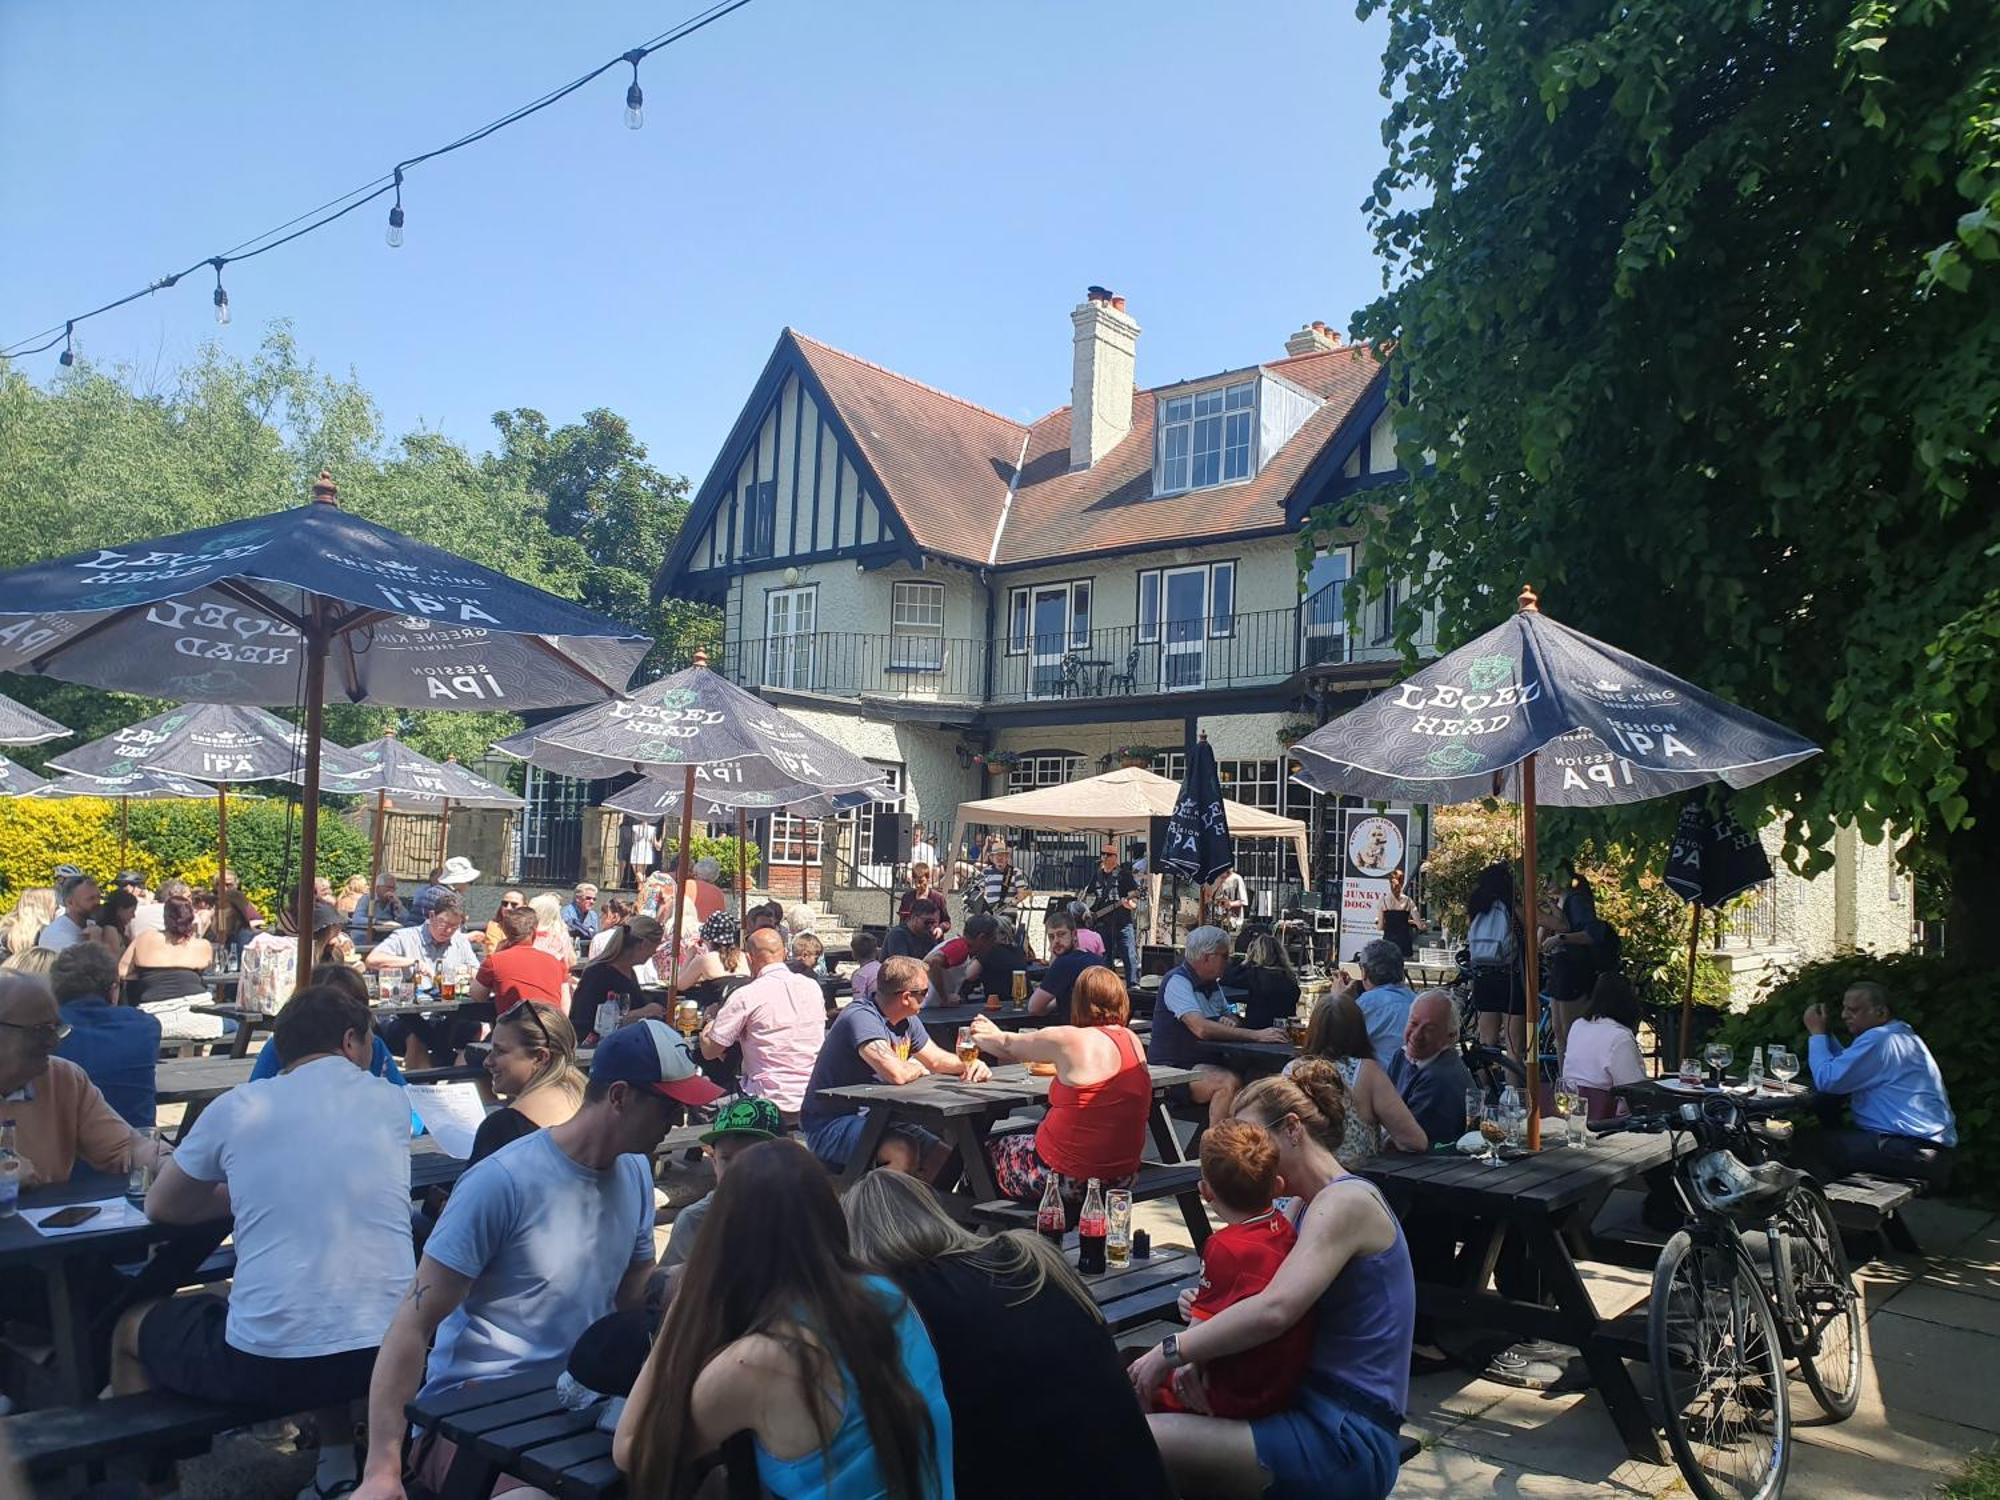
[58,322,76,368]
[623,49,645,130]
[210,260,230,326]
[386,169,406,248]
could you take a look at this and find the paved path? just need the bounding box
[1391,1196,2000,1498]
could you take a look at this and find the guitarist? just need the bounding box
[1085,843,1141,978]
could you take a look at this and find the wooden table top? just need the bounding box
[1357,1130,1675,1215]
[155,1055,491,1104]
[817,1060,1198,1118]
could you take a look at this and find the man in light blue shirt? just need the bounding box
[1804,980,1956,1189]
[1350,939,1418,1070]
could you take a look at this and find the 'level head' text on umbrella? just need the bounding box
[0,472,648,979]
[1290,587,1817,1147]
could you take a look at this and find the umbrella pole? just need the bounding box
[1680,901,1702,1059]
[215,782,230,945]
[367,789,388,936]
[1521,753,1542,1151]
[665,764,696,1010]
[435,797,451,872]
[119,797,128,868]
[736,807,747,926]
[296,613,330,989]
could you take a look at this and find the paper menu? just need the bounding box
[405,1082,491,1160]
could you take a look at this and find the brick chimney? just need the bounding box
[1070,288,1140,470]
[1284,320,1343,356]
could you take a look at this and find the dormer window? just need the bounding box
[1158,380,1255,494]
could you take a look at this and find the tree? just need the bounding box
[1326,0,2000,938]
[0,329,708,773]
[488,408,719,679]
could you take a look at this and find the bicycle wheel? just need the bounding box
[1782,1186,1862,1419]
[1649,1230,1791,1500]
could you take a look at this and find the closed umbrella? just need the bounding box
[0,692,67,747]
[1290,587,1816,1146]
[0,472,647,973]
[49,701,369,939]
[330,732,526,930]
[1159,736,1236,923]
[1663,791,1774,1045]
[496,651,891,1006]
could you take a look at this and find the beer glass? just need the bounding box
[956,1029,980,1068]
[1105,1189,1133,1267]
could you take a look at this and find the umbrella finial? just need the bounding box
[1518,583,1540,613]
[692,648,710,668]
[311,470,340,506]
[383,726,396,738]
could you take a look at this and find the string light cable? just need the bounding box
[3,0,752,359]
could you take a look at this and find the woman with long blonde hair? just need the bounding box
[844,1170,1170,1500]
[468,1001,587,1164]
[1,888,57,959]
[528,892,578,970]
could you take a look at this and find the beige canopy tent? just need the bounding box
[957,766,1311,941]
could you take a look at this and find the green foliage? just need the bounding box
[1717,951,1998,1199]
[1939,1446,2000,1500]
[0,329,719,783]
[664,834,761,891]
[0,795,370,913]
[1419,802,1518,926]
[1331,0,2000,932]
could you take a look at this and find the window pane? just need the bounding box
[1164,396,1192,423]
[1194,389,1223,416]
[1138,572,1159,642]
[1224,381,1255,411]
[1210,563,1235,637]
[1223,411,1253,481]
[1071,582,1091,645]
[1009,590,1029,652]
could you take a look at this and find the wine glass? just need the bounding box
[1477,1102,1509,1165]
[1704,1041,1734,1086]
[1769,1047,1799,1087]
[1552,1087,1579,1147]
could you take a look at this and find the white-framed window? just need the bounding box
[741,479,777,559]
[1209,561,1235,639]
[1138,561,1235,648]
[1138,570,1161,644]
[1157,380,1255,494]
[1004,581,1093,656]
[1008,753,1085,791]
[762,585,816,691]
[889,581,945,670]
[1303,545,1354,666]
[769,813,821,864]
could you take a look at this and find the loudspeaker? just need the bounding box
[873,810,914,864]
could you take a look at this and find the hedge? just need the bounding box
[0,796,371,915]
[665,834,760,891]
[1717,952,1996,1202]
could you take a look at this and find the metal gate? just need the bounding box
[520,766,590,885]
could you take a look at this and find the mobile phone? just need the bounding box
[39,1205,103,1229]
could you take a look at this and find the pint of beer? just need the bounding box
[1012,970,1028,1004]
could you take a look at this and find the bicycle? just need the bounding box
[1596,1088,1862,1500]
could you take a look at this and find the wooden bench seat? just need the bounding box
[1822,1173,1923,1252]
[970,1161,1203,1230]
[1,1390,277,1478]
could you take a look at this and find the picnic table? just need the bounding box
[3,1140,469,1406]
[193,996,491,1059]
[1356,1131,1677,1463]
[817,1060,1200,1208]
[911,1002,1050,1042]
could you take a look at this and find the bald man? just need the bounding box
[698,926,825,1122]
[1388,989,1477,1146]
[0,971,163,1188]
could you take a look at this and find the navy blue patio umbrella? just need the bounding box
[1289,588,1816,1145]
[1663,791,1775,1041]
[0,692,68,747]
[0,472,648,964]
[1159,737,1237,926]
[0,755,52,798]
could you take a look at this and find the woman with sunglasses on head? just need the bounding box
[469,1001,587,1165]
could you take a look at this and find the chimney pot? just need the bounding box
[1284,322,1344,357]
[1111,294,1127,311]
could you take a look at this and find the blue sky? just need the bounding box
[0,0,1393,481]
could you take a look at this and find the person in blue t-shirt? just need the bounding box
[50,942,160,1129]
[354,1019,716,1500]
[1025,910,1108,1017]
[1343,940,1417,1070]
[1803,980,1957,1189]
[799,956,989,1178]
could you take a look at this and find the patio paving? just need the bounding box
[1393,1195,2000,1498]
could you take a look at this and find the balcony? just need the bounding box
[712,581,1433,712]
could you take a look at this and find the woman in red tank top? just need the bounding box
[969,966,1153,1207]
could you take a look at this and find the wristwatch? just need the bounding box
[1161,1333,1185,1369]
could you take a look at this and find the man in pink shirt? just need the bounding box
[698,927,823,1125]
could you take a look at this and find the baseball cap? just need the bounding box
[699,1096,781,1145]
[589,1018,724,1107]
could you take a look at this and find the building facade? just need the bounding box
[650,293,1433,912]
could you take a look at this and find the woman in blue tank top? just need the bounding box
[615,1139,953,1499]
[1129,1058,1415,1500]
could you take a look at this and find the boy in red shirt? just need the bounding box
[1154,1118,1315,1417]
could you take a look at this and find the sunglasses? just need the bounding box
[499,899,524,908]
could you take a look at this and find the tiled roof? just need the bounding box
[787,330,1384,569]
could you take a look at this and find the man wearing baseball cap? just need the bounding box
[660,1096,782,1282]
[356,1019,720,1499]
